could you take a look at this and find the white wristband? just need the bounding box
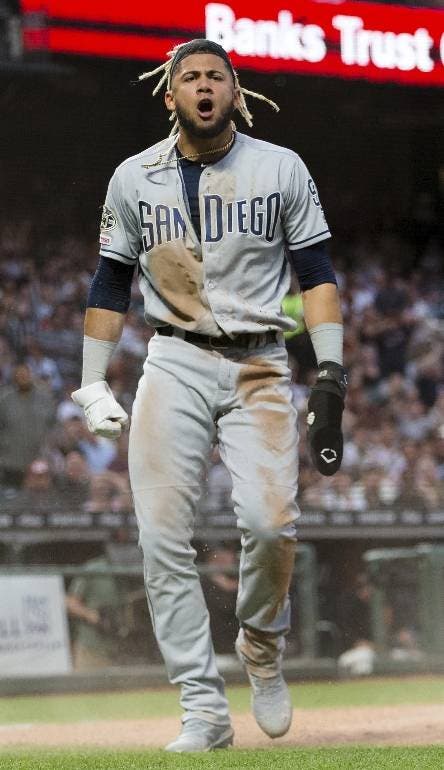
[308,323,343,366]
[81,335,117,387]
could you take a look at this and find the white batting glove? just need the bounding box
[71,381,129,439]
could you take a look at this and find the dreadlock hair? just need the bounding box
[138,39,279,136]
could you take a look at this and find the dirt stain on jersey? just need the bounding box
[240,523,296,629]
[258,464,296,531]
[262,535,296,626]
[149,240,204,323]
[238,624,290,676]
[148,238,220,334]
[236,356,298,532]
[237,357,291,455]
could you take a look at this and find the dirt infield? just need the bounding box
[0,704,443,748]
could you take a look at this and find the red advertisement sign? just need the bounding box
[21,1,444,86]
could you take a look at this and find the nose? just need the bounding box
[197,78,213,93]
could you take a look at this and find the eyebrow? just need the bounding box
[179,68,226,78]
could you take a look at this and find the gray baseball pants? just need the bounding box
[129,332,299,725]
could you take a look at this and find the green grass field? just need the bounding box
[0,677,443,769]
[0,676,443,724]
[2,747,444,770]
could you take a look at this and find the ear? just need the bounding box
[233,86,241,110]
[164,89,175,113]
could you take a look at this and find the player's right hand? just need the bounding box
[71,380,129,439]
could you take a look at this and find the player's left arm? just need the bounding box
[301,278,347,477]
[282,154,346,475]
[290,252,347,476]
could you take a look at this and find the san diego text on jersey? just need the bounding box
[138,191,281,251]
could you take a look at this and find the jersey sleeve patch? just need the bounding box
[100,205,118,231]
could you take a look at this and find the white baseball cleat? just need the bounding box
[246,670,293,738]
[236,638,293,738]
[165,719,234,752]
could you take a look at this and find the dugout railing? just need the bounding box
[364,543,444,661]
[0,543,323,691]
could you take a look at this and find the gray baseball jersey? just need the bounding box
[99,131,330,337]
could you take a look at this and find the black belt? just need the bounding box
[157,325,277,349]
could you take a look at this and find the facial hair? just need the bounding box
[175,100,235,139]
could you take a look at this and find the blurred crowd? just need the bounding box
[296,255,444,516]
[0,187,443,521]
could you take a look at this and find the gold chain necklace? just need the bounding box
[142,132,235,169]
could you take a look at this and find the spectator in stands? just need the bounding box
[5,458,61,514]
[105,352,142,416]
[413,456,443,511]
[25,338,63,392]
[44,412,86,472]
[77,430,118,474]
[119,309,150,359]
[337,572,376,677]
[361,421,406,482]
[1,281,38,358]
[83,471,131,513]
[351,466,397,511]
[360,280,414,377]
[0,363,56,488]
[346,270,375,317]
[56,451,91,509]
[408,324,443,408]
[66,551,127,670]
[399,439,422,476]
[397,396,434,442]
[108,432,129,476]
[38,305,83,381]
[429,390,444,435]
[338,572,373,651]
[320,472,360,512]
[433,428,444,481]
[394,470,428,513]
[0,335,15,385]
[355,343,381,391]
[374,371,416,412]
[300,472,358,512]
[342,426,371,472]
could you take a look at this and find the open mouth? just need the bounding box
[197,98,214,119]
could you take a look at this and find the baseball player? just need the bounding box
[73,39,346,752]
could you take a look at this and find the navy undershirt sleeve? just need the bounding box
[178,154,204,240]
[87,256,135,313]
[288,241,337,291]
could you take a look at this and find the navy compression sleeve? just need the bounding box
[288,241,337,291]
[87,256,135,313]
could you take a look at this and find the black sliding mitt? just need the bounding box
[307,361,347,476]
